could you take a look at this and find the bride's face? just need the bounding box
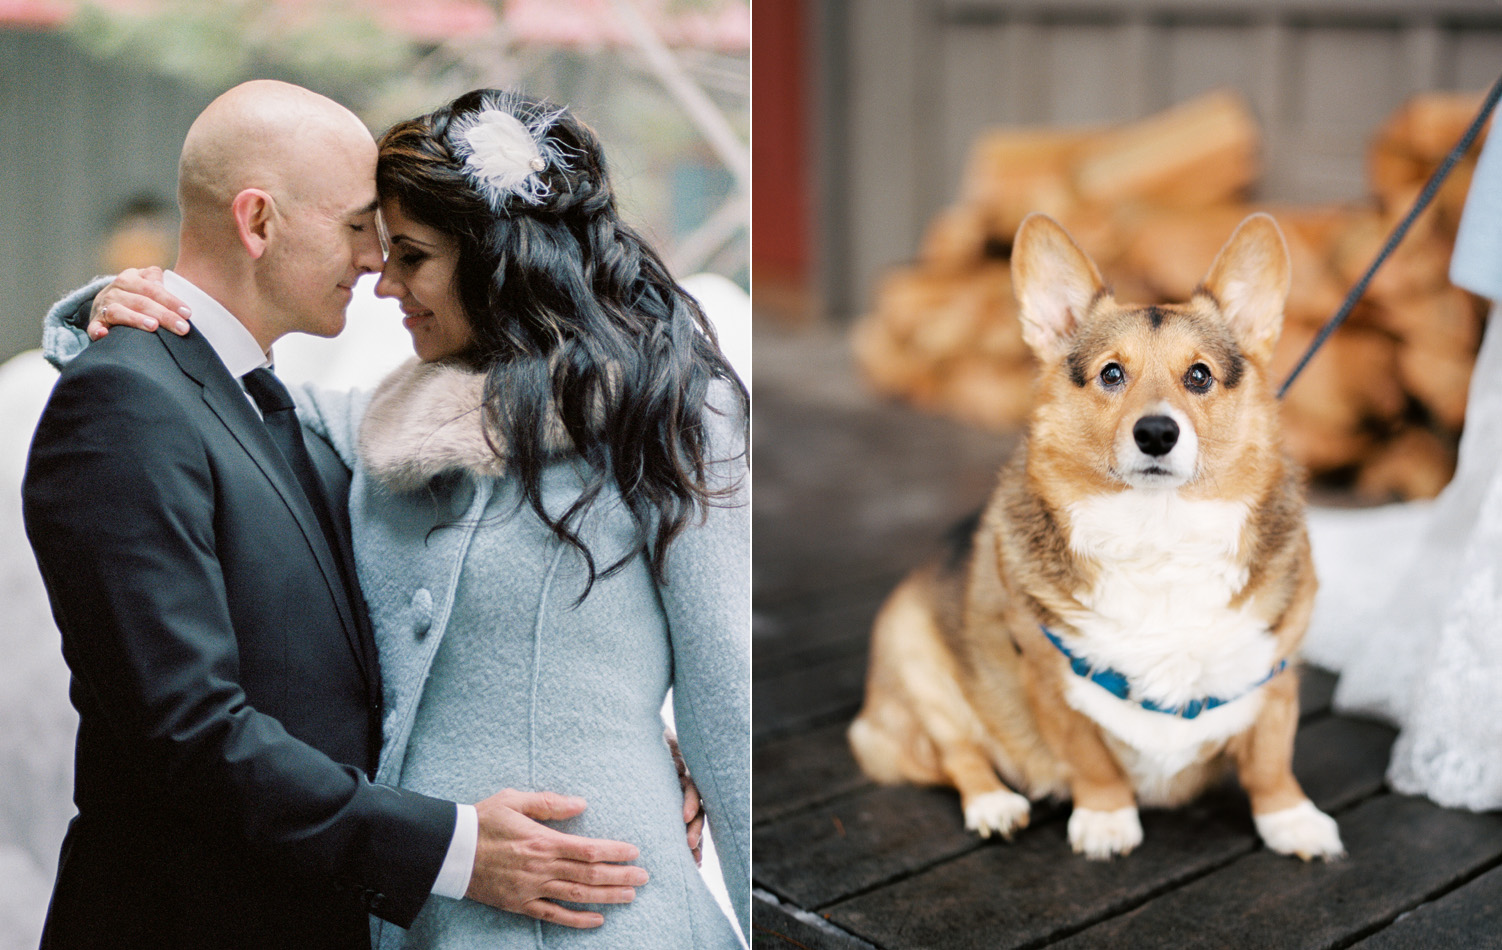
[375,199,475,362]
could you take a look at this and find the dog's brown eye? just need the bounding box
[1099,363,1125,388]
[1185,363,1214,393]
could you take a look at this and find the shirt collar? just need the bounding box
[163,270,272,378]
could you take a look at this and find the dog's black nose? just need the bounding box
[1133,415,1179,457]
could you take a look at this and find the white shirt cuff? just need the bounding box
[430,803,477,899]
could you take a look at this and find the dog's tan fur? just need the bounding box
[849,213,1343,860]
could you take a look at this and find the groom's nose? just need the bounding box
[353,227,384,275]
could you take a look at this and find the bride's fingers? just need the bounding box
[681,781,705,865]
[110,266,183,309]
[88,291,191,339]
[93,269,191,316]
[517,900,605,929]
[687,810,704,865]
[88,304,150,341]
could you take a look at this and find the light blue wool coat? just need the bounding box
[44,290,750,949]
[299,360,749,950]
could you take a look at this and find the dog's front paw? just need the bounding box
[964,789,1031,840]
[1254,800,1344,861]
[1068,806,1143,860]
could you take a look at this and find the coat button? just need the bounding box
[411,588,433,637]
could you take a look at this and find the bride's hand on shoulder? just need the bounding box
[88,266,192,340]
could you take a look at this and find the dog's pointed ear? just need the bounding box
[1198,213,1291,364]
[1011,213,1106,363]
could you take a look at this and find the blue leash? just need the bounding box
[1040,626,1288,720]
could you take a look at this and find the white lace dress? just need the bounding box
[1303,126,1502,811]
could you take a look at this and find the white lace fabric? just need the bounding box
[1304,127,1502,811]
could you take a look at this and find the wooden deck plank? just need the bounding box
[1298,665,1336,719]
[753,702,1391,937]
[798,713,1391,948]
[753,783,1031,908]
[1290,715,1396,811]
[752,343,1014,610]
[752,438,1000,608]
[1351,863,1502,949]
[823,788,1257,950]
[754,651,870,740]
[753,893,878,950]
[754,722,870,825]
[1049,795,1502,950]
[754,583,885,677]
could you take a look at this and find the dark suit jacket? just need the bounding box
[24,323,456,950]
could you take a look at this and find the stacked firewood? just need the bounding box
[854,90,1490,500]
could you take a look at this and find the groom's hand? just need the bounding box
[466,788,648,929]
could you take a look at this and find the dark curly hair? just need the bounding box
[376,89,748,596]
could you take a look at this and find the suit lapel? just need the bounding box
[161,329,376,689]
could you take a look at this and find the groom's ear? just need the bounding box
[231,188,273,260]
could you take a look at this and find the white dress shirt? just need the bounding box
[163,270,477,900]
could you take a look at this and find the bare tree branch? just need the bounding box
[610,0,749,193]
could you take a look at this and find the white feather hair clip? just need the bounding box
[449,93,572,210]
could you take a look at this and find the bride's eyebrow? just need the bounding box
[389,234,436,249]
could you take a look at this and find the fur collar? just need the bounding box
[358,358,569,492]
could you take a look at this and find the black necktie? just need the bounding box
[241,367,342,553]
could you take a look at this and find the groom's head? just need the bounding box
[175,80,383,347]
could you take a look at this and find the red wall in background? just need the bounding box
[751,0,809,292]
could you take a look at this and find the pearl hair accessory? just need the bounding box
[448,92,572,210]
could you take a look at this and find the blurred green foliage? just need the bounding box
[70,0,417,109]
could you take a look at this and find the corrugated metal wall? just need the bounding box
[0,29,213,364]
[816,0,1502,320]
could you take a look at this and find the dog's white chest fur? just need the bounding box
[1058,490,1276,792]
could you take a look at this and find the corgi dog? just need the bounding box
[848,212,1344,861]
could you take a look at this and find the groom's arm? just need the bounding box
[24,349,455,927]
